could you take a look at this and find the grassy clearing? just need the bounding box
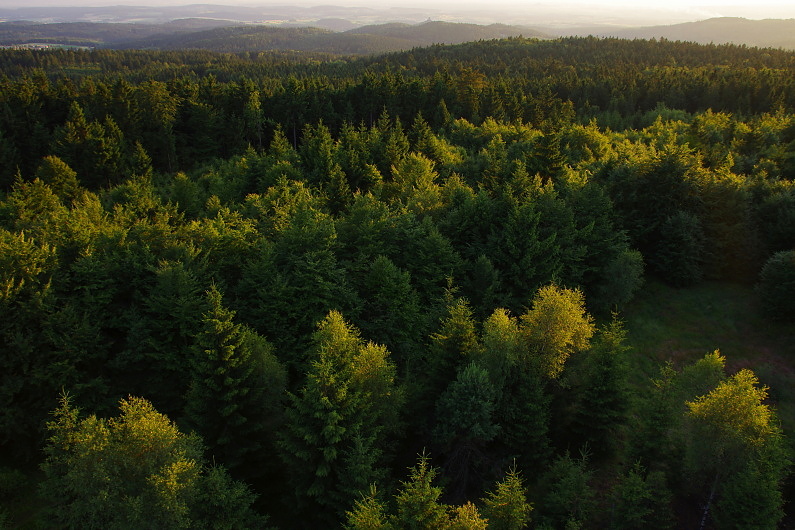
[621,279,795,433]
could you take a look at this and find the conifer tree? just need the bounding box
[345,485,394,530]
[279,311,403,523]
[394,453,450,530]
[426,297,480,396]
[184,285,278,480]
[481,466,533,530]
[433,362,499,500]
[571,318,630,457]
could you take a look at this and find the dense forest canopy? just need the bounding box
[1,36,794,528]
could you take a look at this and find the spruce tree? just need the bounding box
[279,311,403,524]
[183,285,275,480]
[481,466,533,530]
[570,318,630,457]
[394,453,450,530]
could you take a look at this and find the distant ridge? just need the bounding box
[574,17,795,50]
[0,20,549,54]
[347,21,547,45]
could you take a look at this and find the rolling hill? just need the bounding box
[563,17,795,50]
[0,20,548,54]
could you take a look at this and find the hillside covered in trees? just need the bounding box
[1,36,795,528]
[0,20,546,54]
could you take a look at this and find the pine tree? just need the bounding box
[433,362,499,501]
[610,462,674,529]
[425,297,480,399]
[535,451,595,530]
[481,466,533,530]
[394,453,451,530]
[183,285,276,480]
[570,318,630,457]
[345,485,394,530]
[278,311,403,524]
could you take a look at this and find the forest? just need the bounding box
[1,36,795,528]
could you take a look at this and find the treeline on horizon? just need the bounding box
[1,36,795,528]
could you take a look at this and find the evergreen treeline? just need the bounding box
[1,37,794,528]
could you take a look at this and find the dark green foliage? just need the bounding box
[496,368,552,473]
[355,254,426,373]
[54,102,126,189]
[654,210,706,286]
[422,297,481,412]
[434,363,499,448]
[183,285,283,481]
[433,363,499,500]
[711,439,789,530]
[757,249,795,320]
[2,36,795,528]
[610,462,674,529]
[535,451,595,530]
[571,319,631,457]
[590,248,644,313]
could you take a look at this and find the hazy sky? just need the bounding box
[1,0,794,25]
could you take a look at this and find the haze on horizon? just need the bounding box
[0,0,794,27]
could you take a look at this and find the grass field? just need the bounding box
[622,279,795,434]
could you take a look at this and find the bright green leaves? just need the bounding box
[41,394,263,529]
[520,284,594,379]
[686,369,775,454]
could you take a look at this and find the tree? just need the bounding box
[34,155,82,203]
[478,308,551,473]
[54,102,125,189]
[757,249,795,320]
[519,284,594,379]
[610,462,673,529]
[433,362,500,501]
[183,285,283,481]
[424,297,481,404]
[345,485,394,530]
[0,226,58,461]
[682,368,788,529]
[653,210,706,286]
[394,453,451,530]
[279,311,403,524]
[355,254,426,373]
[449,502,488,530]
[481,466,533,530]
[535,451,595,530]
[570,318,630,457]
[40,394,264,529]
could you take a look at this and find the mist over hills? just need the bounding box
[1,4,795,53]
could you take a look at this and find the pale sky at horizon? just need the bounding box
[1,0,794,24]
